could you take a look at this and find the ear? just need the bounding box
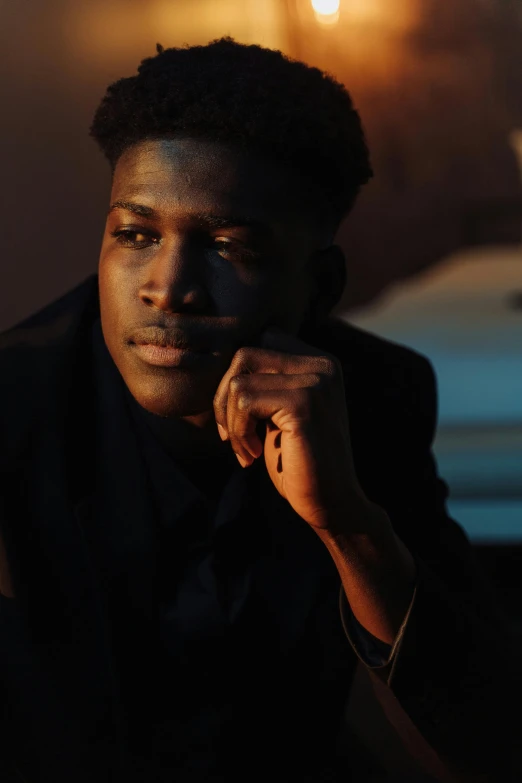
[305,244,346,325]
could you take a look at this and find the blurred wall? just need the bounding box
[1,0,521,330]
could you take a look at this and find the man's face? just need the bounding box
[98,138,323,418]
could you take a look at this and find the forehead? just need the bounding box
[111,138,309,223]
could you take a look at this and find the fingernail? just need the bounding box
[217,423,228,441]
[236,453,249,468]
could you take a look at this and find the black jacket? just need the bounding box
[0,276,519,782]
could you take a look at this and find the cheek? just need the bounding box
[98,247,119,299]
[209,264,274,319]
[214,263,310,334]
[98,253,135,325]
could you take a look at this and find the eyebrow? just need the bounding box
[108,200,156,217]
[108,200,268,233]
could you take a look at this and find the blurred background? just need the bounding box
[2,2,521,543]
[1,1,521,774]
[2,0,520,543]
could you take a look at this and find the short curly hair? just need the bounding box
[90,38,372,227]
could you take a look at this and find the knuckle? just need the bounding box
[233,346,255,369]
[316,355,341,382]
[228,377,252,411]
[229,374,246,394]
[319,354,337,374]
[237,391,251,411]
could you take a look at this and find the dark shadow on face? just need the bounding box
[98,138,331,419]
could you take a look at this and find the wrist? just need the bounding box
[318,492,394,543]
[315,498,416,596]
[316,501,417,644]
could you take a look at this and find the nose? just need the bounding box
[138,236,210,314]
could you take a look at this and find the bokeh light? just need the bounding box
[311,0,340,13]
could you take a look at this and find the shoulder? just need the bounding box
[313,318,436,399]
[309,318,438,446]
[0,275,99,465]
[0,275,99,351]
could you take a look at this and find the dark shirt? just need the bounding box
[2,278,520,782]
[89,318,392,782]
[127,389,270,779]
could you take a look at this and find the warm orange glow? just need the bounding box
[311,0,340,25]
[342,0,416,29]
[64,0,287,71]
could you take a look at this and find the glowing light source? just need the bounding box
[311,0,340,13]
[311,0,340,25]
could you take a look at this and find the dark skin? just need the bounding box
[99,138,416,644]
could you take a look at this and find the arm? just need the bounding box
[336,358,522,782]
[214,331,521,782]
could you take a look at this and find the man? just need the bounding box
[0,39,518,782]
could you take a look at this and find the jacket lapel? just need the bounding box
[0,273,343,768]
[86,318,158,622]
[78,319,160,727]
[0,276,126,778]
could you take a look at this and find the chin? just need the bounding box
[126,374,216,419]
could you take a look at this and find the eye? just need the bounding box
[213,238,260,263]
[110,228,160,248]
[214,239,234,255]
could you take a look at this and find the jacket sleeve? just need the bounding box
[0,528,22,781]
[347,355,522,782]
[0,596,18,783]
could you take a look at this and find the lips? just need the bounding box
[127,325,216,368]
[132,342,208,368]
[132,338,203,351]
[128,322,213,349]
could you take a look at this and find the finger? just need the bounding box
[261,329,345,410]
[213,346,333,438]
[213,347,283,440]
[260,327,339,365]
[226,384,315,467]
[226,372,322,461]
[260,328,342,389]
